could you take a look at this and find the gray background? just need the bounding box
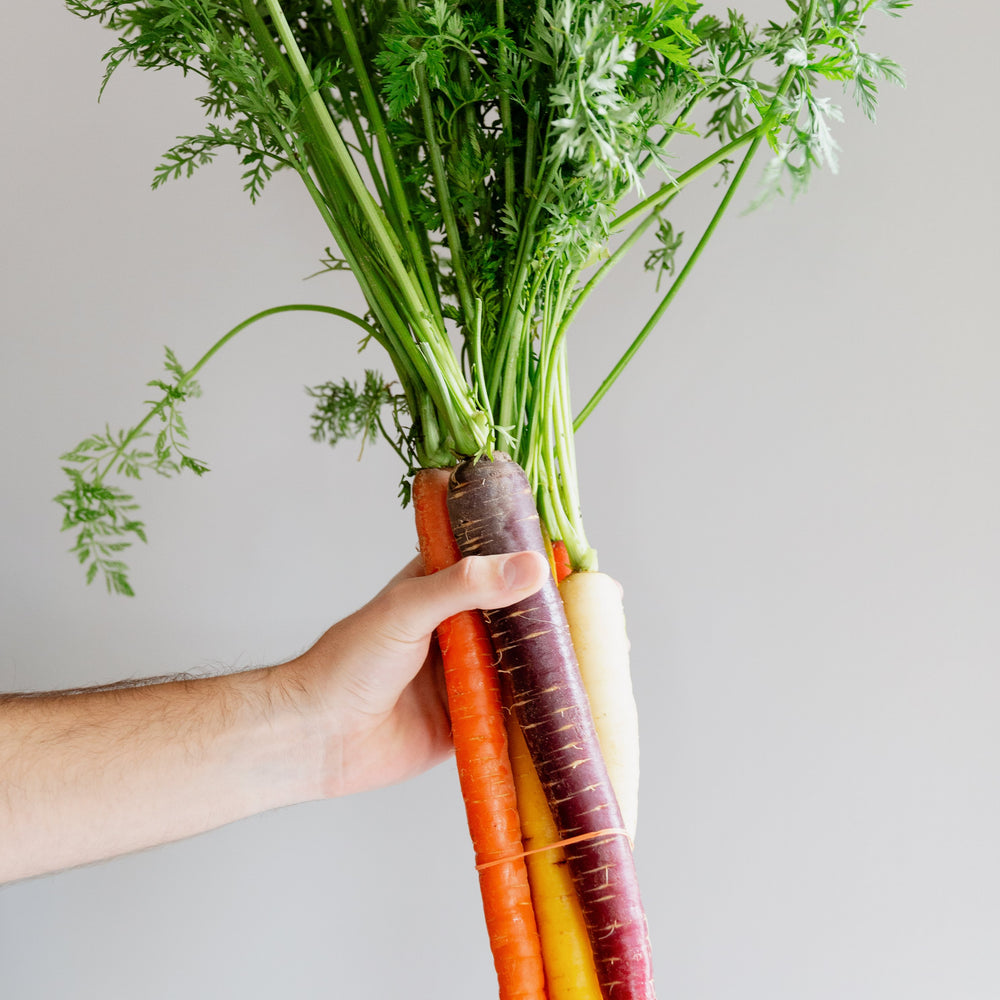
[2,2,999,998]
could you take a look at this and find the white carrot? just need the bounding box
[560,571,640,841]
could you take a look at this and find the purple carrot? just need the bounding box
[448,452,655,1000]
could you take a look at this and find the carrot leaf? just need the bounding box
[307,370,412,464]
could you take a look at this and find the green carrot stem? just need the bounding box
[254,0,488,460]
[573,143,758,430]
[548,132,768,418]
[496,0,516,211]
[613,125,763,233]
[415,65,477,328]
[327,0,443,325]
[261,0,420,325]
[489,158,559,417]
[574,58,805,430]
[469,299,494,426]
[97,304,378,483]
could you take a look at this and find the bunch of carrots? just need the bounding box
[58,1,906,996]
[414,458,645,999]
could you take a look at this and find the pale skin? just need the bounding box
[0,550,549,885]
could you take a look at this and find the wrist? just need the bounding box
[244,660,334,808]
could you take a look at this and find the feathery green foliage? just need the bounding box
[55,347,206,595]
[60,0,906,590]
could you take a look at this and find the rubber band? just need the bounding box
[475,827,633,872]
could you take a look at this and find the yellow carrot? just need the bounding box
[505,716,603,1000]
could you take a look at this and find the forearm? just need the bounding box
[0,552,547,884]
[0,664,324,883]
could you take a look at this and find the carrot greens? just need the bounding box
[58,0,905,591]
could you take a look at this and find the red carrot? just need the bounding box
[447,453,655,1000]
[412,468,547,1000]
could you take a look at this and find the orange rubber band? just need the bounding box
[475,827,633,872]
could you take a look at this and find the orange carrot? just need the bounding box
[550,540,572,584]
[412,468,547,1000]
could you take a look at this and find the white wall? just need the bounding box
[2,3,998,998]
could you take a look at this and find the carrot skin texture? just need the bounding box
[412,468,547,1000]
[560,571,640,841]
[448,453,655,1000]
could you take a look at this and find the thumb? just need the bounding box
[380,551,550,644]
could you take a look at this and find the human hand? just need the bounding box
[0,551,547,882]
[288,551,549,798]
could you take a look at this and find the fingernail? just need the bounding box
[503,552,540,590]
